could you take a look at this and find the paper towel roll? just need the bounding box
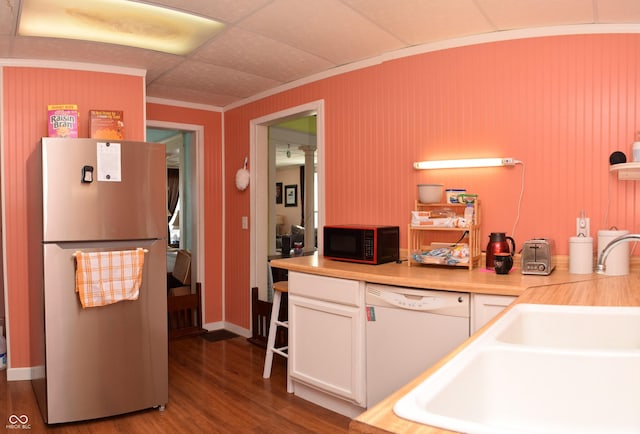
[569,236,593,274]
[597,229,630,276]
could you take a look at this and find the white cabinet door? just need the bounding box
[471,294,517,334]
[289,272,365,406]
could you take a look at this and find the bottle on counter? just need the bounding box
[464,202,474,226]
[633,131,640,162]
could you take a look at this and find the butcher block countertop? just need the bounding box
[270,254,640,433]
[269,253,602,296]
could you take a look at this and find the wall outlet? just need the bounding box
[576,217,590,237]
[242,216,248,230]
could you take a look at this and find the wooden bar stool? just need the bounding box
[262,280,292,393]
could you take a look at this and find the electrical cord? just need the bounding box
[510,160,525,241]
[604,168,613,228]
[449,230,469,246]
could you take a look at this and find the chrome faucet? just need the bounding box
[595,234,640,274]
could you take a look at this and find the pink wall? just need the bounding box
[2,67,145,368]
[224,34,640,329]
[146,103,223,324]
[4,33,640,364]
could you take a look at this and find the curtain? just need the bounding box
[167,168,180,220]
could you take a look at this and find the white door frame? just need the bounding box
[146,121,205,312]
[250,100,325,299]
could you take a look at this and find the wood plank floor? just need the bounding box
[1,336,352,433]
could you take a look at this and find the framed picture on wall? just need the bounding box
[285,184,298,207]
[275,182,283,204]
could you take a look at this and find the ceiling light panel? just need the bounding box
[19,0,225,55]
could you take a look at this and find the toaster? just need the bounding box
[521,238,556,275]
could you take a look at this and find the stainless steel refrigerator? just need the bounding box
[33,138,168,424]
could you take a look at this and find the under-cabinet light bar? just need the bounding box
[413,158,517,170]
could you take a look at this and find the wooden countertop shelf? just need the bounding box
[408,201,482,270]
[610,162,640,180]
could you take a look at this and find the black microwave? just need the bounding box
[323,225,399,265]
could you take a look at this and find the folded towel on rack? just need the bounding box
[74,248,145,308]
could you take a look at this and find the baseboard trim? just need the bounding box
[7,365,44,382]
[202,321,251,338]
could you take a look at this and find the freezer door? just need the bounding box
[41,239,168,423]
[42,138,166,242]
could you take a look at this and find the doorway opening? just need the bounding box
[250,100,325,302]
[146,122,205,306]
[269,116,318,257]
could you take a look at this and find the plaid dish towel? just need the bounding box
[74,248,145,308]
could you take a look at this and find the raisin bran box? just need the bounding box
[47,104,79,138]
[89,110,125,140]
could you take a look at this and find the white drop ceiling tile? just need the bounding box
[155,60,281,97]
[144,0,272,23]
[0,0,19,36]
[0,37,11,56]
[9,36,182,80]
[9,36,60,59]
[147,82,239,106]
[237,0,404,64]
[476,0,594,30]
[345,0,495,45]
[193,27,335,82]
[5,0,640,108]
[597,0,640,22]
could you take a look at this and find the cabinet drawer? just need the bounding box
[289,272,362,306]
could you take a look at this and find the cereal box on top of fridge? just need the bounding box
[47,104,79,138]
[89,110,124,140]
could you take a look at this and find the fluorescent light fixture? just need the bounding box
[19,0,225,55]
[414,158,517,170]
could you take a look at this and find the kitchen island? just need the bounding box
[348,274,640,433]
[270,253,625,433]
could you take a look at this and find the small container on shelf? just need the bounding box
[464,202,474,225]
[445,189,466,204]
[417,184,443,203]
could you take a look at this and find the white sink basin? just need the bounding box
[394,304,640,433]
[494,304,640,349]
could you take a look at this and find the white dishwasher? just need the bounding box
[366,283,470,407]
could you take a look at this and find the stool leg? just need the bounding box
[286,352,293,393]
[262,290,281,379]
